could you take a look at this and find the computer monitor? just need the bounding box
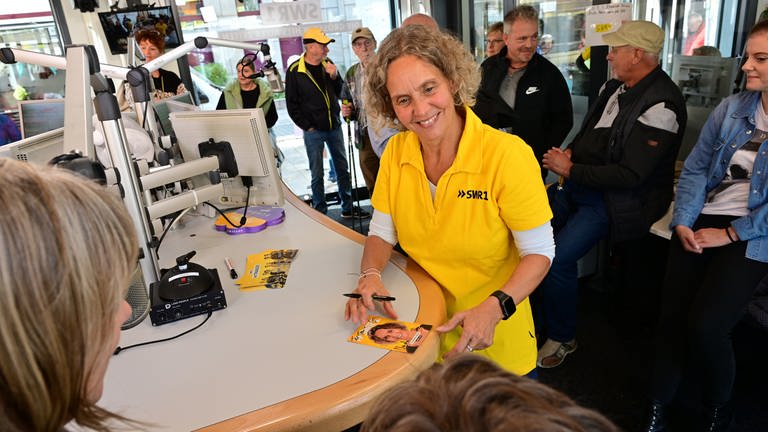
[97,6,182,55]
[0,127,65,165]
[17,99,66,139]
[671,55,740,160]
[671,55,740,108]
[170,109,284,207]
[152,92,197,136]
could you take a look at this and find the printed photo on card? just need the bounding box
[348,316,432,353]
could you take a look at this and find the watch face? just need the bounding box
[501,298,512,315]
[492,290,514,320]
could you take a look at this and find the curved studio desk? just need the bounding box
[100,186,445,431]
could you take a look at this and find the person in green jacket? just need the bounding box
[217,55,282,165]
[216,55,278,127]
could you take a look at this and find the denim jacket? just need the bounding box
[672,91,768,262]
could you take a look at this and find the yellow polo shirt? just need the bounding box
[372,107,552,374]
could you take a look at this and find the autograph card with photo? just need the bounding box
[348,316,432,354]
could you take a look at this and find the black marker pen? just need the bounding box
[343,293,396,302]
[225,257,238,279]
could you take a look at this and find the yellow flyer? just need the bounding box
[235,249,297,291]
[348,316,432,354]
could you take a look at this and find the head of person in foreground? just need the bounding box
[0,158,138,432]
[361,354,620,432]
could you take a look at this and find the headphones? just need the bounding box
[238,53,264,80]
[238,43,277,80]
[50,152,108,185]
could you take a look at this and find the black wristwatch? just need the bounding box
[490,290,516,320]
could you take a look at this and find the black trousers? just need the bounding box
[650,214,768,406]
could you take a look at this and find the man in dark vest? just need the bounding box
[537,21,687,369]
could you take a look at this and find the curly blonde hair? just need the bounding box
[364,25,481,133]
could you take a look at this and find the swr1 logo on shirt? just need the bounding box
[457,189,488,201]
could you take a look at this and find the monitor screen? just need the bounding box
[0,127,65,165]
[152,93,197,136]
[98,6,182,55]
[170,109,284,207]
[17,99,66,139]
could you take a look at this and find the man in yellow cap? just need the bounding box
[537,20,687,368]
[285,27,370,219]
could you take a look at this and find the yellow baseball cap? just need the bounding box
[602,20,665,54]
[303,27,335,45]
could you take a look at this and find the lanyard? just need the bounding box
[304,61,332,128]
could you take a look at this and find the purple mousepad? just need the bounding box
[244,206,285,226]
[214,206,284,232]
[224,217,267,235]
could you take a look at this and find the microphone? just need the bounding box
[239,50,266,80]
[239,45,284,92]
[244,70,264,79]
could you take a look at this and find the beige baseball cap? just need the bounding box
[351,27,375,43]
[602,20,665,54]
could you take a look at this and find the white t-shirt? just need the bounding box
[701,102,764,216]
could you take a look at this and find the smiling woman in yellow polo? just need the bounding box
[376,110,550,372]
[343,25,554,375]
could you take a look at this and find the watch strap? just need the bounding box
[490,290,516,320]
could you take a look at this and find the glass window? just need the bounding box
[175,0,394,197]
[177,0,393,104]
[516,1,595,148]
[519,0,593,97]
[0,10,65,115]
[473,0,506,60]
[654,0,734,162]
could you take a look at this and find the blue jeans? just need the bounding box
[525,368,539,380]
[328,146,337,181]
[303,127,352,213]
[539,181,609,342]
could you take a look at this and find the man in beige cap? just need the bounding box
[340,27,379,196]
[535,20,687,369]
[285,27,370,219]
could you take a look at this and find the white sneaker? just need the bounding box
[537,338,577,368]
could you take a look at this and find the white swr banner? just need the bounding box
[261,0,323,25]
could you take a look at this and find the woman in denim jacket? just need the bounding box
[645,21,768,432]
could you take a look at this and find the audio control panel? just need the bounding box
[149,268,227,326]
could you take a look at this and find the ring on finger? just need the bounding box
[466,345,474,352]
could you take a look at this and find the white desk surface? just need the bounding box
[100,189,445,431]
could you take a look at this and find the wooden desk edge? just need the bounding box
[198,186,446,432]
